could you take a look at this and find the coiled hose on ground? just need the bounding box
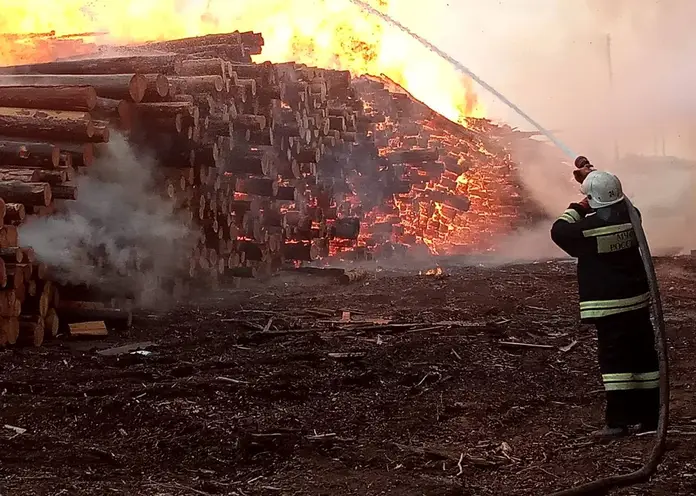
[547,193,670,496]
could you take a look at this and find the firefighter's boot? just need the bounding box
[591,426,628,439]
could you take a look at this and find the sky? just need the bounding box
[384,0,696,163]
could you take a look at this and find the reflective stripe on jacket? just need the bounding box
[550,201,649,322]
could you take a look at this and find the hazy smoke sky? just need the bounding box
[387,0,696,163]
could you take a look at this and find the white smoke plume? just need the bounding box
[19,134,196,306]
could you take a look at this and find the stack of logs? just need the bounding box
[351,75,544,253]
[0,30,543,347]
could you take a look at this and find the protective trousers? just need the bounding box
[595,307,660,429]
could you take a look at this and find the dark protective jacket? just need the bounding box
[550,200,649,322]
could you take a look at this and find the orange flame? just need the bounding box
[0,0,483,124]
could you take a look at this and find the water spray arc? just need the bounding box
[345,0,577,159]
[345,1,669,494]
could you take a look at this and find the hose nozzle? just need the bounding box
[574,155,591,169]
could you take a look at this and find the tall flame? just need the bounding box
[0,0,484,123]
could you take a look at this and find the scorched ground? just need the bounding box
[0,256,694,495]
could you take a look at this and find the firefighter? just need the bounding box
[550,157,660,438]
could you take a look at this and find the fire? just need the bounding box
[0,0,483,125]
[420,266,443,276]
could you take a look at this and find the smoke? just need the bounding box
[19,134,196,306]
[381,0,696,257]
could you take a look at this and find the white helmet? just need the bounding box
[580,170,624,209]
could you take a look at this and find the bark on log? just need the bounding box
[0,85,97,111]
[35,169,68,185]
[51,184,77,200]
[295,147,320,163]
[235,177,279,197]
[168,75,224,94]
[330,217,361,240]
[0,74,147,102]
[234,114,266,131]
[248,128,274,146]
[0,258,6,287]
[0,107,94,141]
[0,168,40,182]
[220,149,276,175]
[386,148,440,164]
[141,32,243,52]
[275,186,297,202]
[175,58,226,77]
[93,97,133,126]
[0,247,23,263]
[282,241,319,261]
[178,44,247,62]
[135,101,197,119]
[0,138,60,168]
[0,181,51,206]
[425,190,471,212]
[53,142,93,167]
[238,240,265,261]
[228,61,274,82]
[0,55,182,76]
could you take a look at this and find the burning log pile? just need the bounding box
[350,76,543,254]
[0,29,544,347]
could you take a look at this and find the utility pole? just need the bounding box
[662,131,666,156]
[606,33,620,163]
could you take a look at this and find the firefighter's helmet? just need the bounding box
[580,170,625,209]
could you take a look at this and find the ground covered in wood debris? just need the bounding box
[1,257,695,495]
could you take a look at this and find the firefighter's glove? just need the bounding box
[573,166,594,184]
[568,198,592,217]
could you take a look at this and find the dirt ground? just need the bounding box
[1,256,695,496]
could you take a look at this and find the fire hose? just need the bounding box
[343,2,670,493]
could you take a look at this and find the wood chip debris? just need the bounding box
[3,424,26,436]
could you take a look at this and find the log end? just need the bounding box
[44,183,53,206]
[83,143,95,167]
[156,74,169,98]
[4,318,19,345]
[85,86,98,111]
[129,74,147,103]
[214,75,224,92]
[44,308,59,338]
[85,119,96,139]
[48,145,61,167]
[117,101,134,130]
